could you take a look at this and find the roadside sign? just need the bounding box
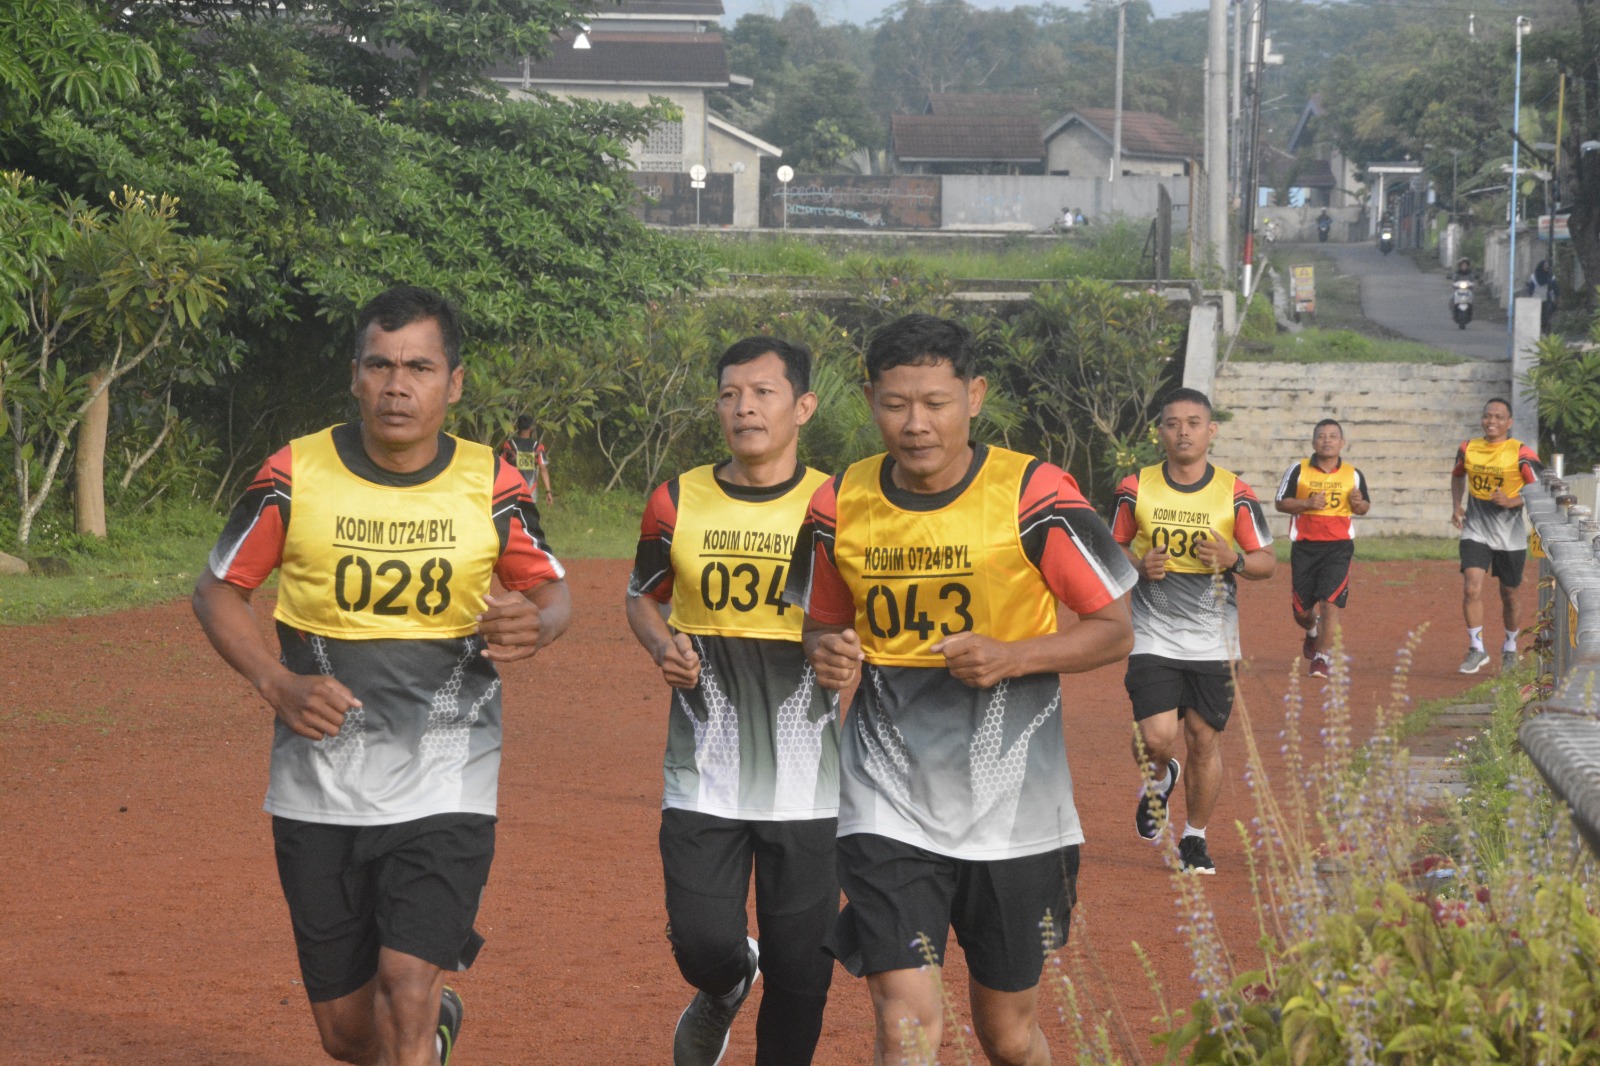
[1292,265,1316,315]
[1535,214,1570,240]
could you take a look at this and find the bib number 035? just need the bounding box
[335,554,453,616]
[865,581,973,640]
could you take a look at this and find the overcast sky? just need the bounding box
[718,0,1213,26]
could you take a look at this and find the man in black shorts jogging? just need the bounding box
[1112,388,1275,875]
[1451,397,1542,672]
[626,336,840,1066]
[1274,419,1370,679]
[193,286,572,1065]
[789,313,1136,1065]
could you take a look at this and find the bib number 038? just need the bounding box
[335,554,453,616]
[1151,526,1209,559]
[865,581,973,640]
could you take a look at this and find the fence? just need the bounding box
[1518,471,1600,856]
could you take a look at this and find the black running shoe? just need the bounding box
[1135,758,1181,840]
[1178,834,1216,874]
[673,937,759,1066]
[438,986,464,1065]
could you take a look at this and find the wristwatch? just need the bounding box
[1230,553,1247,576]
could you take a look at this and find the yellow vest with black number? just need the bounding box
[275,429,501,640]
[1461,438,1528,501]
[833,448,1054,667]
[667,464,828,641]
[1128,464,1238,573]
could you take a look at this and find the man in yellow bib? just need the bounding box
[788,313,1136,1066]
[193,287,572,1066]
[626,337,840,1066]
[1273,419,1370,679]
[1450,397,1542,673]
[1112,388,1275,875]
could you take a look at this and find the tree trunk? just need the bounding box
[74,368,108,538]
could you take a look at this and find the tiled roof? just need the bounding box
[597,0,725,15]
[925,93,1045,117]
[1045,108,1200,160]
[495,31,730,86]
[891,114,1044,163]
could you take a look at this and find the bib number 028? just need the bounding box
[335,555,453,616]
[864,581,973,640]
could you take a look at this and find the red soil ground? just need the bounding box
[0,557,1529,1065]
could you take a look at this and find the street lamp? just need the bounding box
[1508,15,1530,345]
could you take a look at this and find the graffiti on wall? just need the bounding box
[629,172,734,227]
[761,176,941,230]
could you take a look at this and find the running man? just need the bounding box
[193,286,572,1066]
[1112,388,1274,875]
[788,313,1136,1066]
[626,336,841,1066]
[499,415,554,504]
[1273,419,1371,678]
[1451,397,1542,672]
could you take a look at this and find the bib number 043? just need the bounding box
[865,581,973,640]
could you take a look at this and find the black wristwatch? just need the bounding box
[1230,553,1247,576]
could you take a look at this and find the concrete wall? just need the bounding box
[705,126,765,229]
[940,174,1190,232]
[1044,126,1187,180]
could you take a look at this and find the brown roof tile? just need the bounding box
[1050,108,1200,160]
[891,115,1044,163]
[599,0,725,15]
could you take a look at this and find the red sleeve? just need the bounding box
[208,446,292,590]
[1111,473,1141,544]
[789,477,855,626]
[1019,464,1138,615]
[1451,443,1468,477]
[491,457,565,591]
[629,480,677,603]
[1519,445,1541,484]
[1232,480,1272,552]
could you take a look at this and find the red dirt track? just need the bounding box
[1,557,1528,1064]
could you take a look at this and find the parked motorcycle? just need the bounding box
[1261,217,1280,243]
[1378,225,1394,254]
[1317,214,1331,242]
[1450,278,1475,329]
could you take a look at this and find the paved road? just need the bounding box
[1299,240,1512,361]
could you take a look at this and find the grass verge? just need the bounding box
[1271,535,1459,563]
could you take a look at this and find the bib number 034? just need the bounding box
[700,561,789,615]
[865,581,973,640]
[335,554,453,616]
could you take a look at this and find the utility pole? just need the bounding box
[1241,0,1266,295]
[1230,0,1243,205]
[1508,15,1530,345]
[1112,0,1126,183]
[1206,0,1230,278]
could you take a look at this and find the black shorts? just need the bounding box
[659,808,839,922]
[1290,539,1354,611]
[827,833,1079,993]
[1125,654,1235,733]
[1459,539,1527,588]
[272,813,495,1002]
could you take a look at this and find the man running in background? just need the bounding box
[1113,388,1275,875]
[1451,397,1542,672]
[627,336,840,1066]
[499,415,554,504]
[1274,419,1370,679]
[193,286,572,1065]
[790,312,1135,1065]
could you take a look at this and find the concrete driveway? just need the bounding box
[1294,240,1512,361]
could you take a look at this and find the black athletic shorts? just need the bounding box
[827,833,1079,993]
[1459,538,1527,588]
[659,807,839,925]
[272,813,495,1002]
[1290,539,1354,611]
[1125,653,1235,733]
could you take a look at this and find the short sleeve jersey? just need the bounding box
[628,463,840,821]
[1275,459,1371,541]
[1453,438,1541,551]
[207,423,565,826]
[1112,463,1272,661]
[786,444,1137,860]
[500,437,547,489]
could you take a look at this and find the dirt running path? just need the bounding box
[0,558,1525,1064]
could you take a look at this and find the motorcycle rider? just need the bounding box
[1316,210,1332,241]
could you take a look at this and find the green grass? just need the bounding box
[1241,328,1467,364]
[539,486,647,560]
[1271,535,1459,563]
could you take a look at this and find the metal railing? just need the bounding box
[1518,470,1600,856]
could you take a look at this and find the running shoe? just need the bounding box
[673,937,760,1066]
[1135,758,1181,840]
[1178,835,1216,874]
[1302,627,1318,661]
[1502,648,1519,670]
[438,987,464,1066]
[1309,654,1331,679]
[1459,648,1490,674]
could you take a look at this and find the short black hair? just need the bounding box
[1313,418,1343,437]
[1159,387,1213,417]
[515,414,534,432]
[1484,397,1512,415]
[865,313,977,382]
[354,286,464,369]
[715,335,812,395]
